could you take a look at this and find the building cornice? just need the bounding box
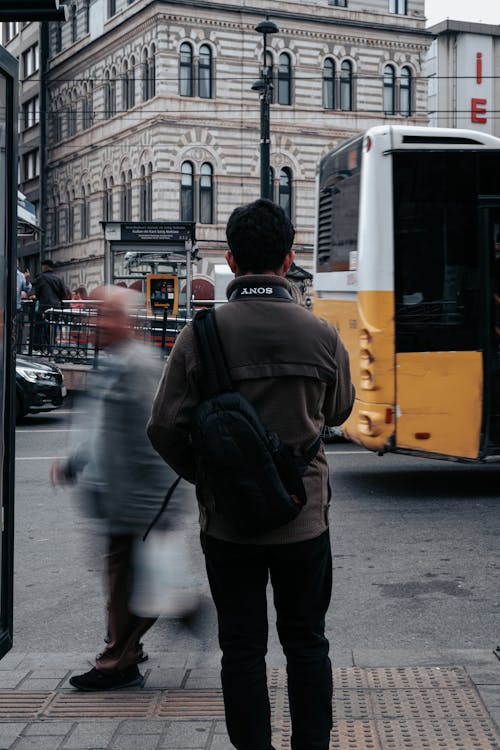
[47,0,431,77]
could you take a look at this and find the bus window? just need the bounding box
[393,152,491,352]
[316,137,362,273]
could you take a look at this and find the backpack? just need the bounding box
[191,308,320,537]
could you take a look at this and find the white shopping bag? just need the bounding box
[130,529,199,618]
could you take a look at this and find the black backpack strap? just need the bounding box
[142,474,182,541]
[193,308,234,397]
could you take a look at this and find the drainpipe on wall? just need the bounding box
[39,20,49,270]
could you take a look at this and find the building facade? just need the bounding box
[426,21,500,139]
[2,20,44,273]
[42,0,431,291]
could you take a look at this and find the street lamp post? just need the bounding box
[252,18,279,201]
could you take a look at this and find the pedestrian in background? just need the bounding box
[148,199,355,750]
[51,285,182,691]
[16,261,31,352]
[30,259,67,350]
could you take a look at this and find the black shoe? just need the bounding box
[69,665,143,692]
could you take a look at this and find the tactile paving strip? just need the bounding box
[370,687,490,721]
[0,691,52,719]
[365,666,470,690]
[156,689,225,718]
[44,690,158,718]
[376,717,500,750]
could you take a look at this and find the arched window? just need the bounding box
[103,177,113,220]
[84,0,90,34]
[71,4,77,43]
[180,42,193,97]
[278,52,292,106]
[52,191,60,246]
[198,44,212,99]
[323,58,335,110]
[141,46,156,101]
[279,167,292,220]
[139,163,153,221]
[147,163,153,220]
[66,190,74,243]
[120,171,130,221]
[67,94,76,136]
[129,55,136,107]
[180,161,194,221]
[400,66,412,116]
[199,162,213,224]
[149,44,156,98]
[81,184,90,239]
[122,60,130,110]
[54,21,62,54]
[340,60,353,111]
[383,64,396,115]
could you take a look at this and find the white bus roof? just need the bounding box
[365,125,500,150]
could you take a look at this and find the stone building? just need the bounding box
[2,20,44,273]
[44,0,431,291]
[426,20,500,138]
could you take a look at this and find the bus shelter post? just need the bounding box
[185,239,192,318]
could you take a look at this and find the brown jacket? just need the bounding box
[148,274,354,544]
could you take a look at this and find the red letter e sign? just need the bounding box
[471,97,488,124]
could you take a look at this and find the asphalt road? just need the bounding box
[13,405,500,661]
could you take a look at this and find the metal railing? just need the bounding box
[16,301,190,365]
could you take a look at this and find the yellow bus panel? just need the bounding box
[396,351,483,459]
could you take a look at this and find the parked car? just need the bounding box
[16,355,66,421]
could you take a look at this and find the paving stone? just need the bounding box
[185,654,221,669]
[62,720,120,749]
[14,737,63,750]
[208,733,231,749]
[185,670,221,689]
[112,734,161,750]
[0,654,27,671]
[116,719,166,734]
[143,669,185,689]
[23,721,74,736]
[0,672,29,689]
[19,678,65,691]
[0,722,26,748]
[160,720,213,748]
[28,670,71,680]
[467,666,500,685]
[477,684,500,706]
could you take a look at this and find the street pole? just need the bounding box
[253,18,278,201]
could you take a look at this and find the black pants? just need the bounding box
[201,529,333,750]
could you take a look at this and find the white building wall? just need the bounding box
[45,0,430,291]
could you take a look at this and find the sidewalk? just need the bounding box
[0,649,498,749]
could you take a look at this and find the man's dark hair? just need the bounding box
[226,199,295,273]
[42,258,55,270]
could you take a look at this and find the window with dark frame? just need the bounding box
[383,64,396,115]
[71,4,78,43]
[279,167,292,219]
[278,52,292,105]
[199,162,213,224]
[180,42,193,97]
[340,59,353,111]
[389,0,407,14]
[198,44,212,99]
[400,66,412,116]
[323,58,335,110]
[180,161,194,221]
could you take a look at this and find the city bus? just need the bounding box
[313,125,500,462]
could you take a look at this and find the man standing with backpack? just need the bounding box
[148,199,355,750]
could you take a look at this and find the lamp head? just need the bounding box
[255,19,279,36]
